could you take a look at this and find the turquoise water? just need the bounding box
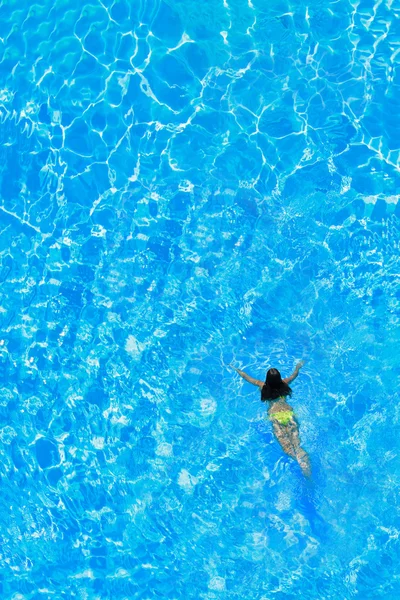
[1,0,400,597]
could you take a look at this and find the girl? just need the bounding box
[232,362,311,477]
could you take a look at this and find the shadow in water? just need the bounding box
[293,456,333,543]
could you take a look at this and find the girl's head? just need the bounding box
[261,368,292,401]
[266,368,282,387]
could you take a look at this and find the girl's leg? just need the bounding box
[272,422,297,459]
[287,420,311,477]
[273,420,311,478]
[297,450,311,478]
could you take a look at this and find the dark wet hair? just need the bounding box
[261,368,292,402]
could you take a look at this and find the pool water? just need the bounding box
[1,0,400,597]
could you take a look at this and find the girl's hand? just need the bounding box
[296,360,305,370]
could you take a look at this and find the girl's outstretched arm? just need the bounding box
[283,361,304,384]
[231,365,264,388]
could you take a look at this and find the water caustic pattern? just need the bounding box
[0,0,400,597]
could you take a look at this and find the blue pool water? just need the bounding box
[1,0,400,597]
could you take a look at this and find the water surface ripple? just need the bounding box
[0,0,400,597]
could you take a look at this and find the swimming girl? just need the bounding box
[231,362,311,477]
